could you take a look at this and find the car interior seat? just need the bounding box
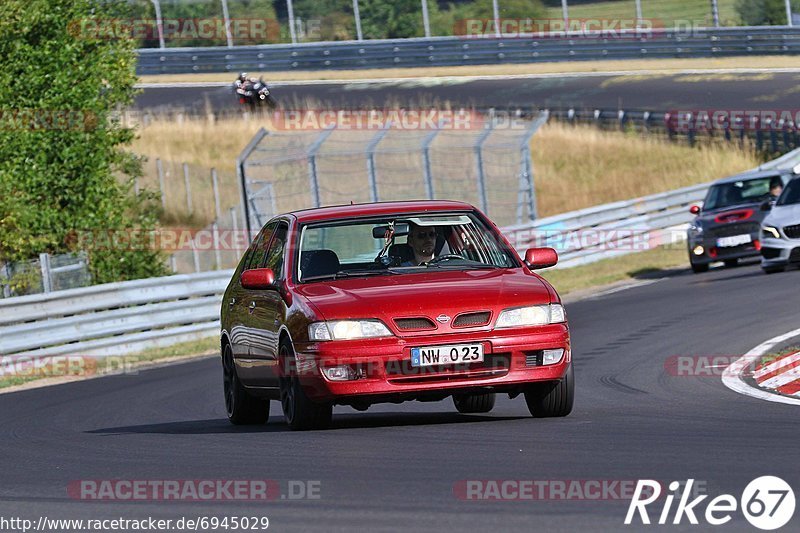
[300,249,340,279]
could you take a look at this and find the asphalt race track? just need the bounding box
[2,260,799,531]
[135,71,800,114]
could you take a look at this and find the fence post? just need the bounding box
[421,125,442,200]
[39,253,53,293]
[365,122,391,202]
[307,126,336,208]
[190,237,201,273]
[183,162,193,215]
[517,111,549,223]
[474,121,494,215]
[169,255,177,273]
[211,168,222,221]
[1,263,11,298]
[230,207,240,254]
[236,128,269,241]
[213,221,222,270]
[156,158,166,211]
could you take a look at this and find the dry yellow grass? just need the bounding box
[130,116,760,225]
[137,56,800,84]
[532,122,760,217]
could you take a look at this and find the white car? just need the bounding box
[760,177,800,273]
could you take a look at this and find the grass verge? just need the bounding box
[540,243,687,296]
[136,56,799,84]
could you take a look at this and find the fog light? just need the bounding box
[692,245,704,256]
[322,365,358,381]
[542,349,565,365]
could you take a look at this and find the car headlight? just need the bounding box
[308,320,392,341]
[762,226,781,239]
[495,304,565,328]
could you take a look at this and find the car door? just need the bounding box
[251,221,289,390]
[233,222,276,386]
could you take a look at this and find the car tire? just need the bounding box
[690,262,709,273]
[524,364,574,418]
[724,259,738,268]
[279,341,332,431]
[763,265,786,274]
[453,392,496,414]
[223,343,269,425]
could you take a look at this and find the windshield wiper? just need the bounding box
[302,269,397,282]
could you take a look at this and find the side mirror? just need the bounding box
[241,268,275,290]
[760,200,774,211]
[524,247,558,269]
[689,205,701,215]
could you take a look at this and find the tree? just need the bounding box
[736,0,800,25]
[0,0,167,284]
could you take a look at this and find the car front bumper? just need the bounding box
[760,236,800,268]
[292,324,570,403]
[687,231,761,265]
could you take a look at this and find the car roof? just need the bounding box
[711,168,792,185]
[289,200,476,224]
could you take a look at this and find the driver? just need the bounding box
[402,222,437,266]
[769,177,783,202]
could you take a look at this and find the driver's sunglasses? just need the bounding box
[414,231,437,239]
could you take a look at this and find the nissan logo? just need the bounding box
[436,314,451,323]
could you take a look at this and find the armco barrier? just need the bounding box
[0,270,232,358]
[136,26,800,74]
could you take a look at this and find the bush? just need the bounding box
[736,0,800,25]
[0,0,168,284]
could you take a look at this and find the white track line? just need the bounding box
[135,67,800,89]
[721,327,800,406]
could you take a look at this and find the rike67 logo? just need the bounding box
[625,477,795,530]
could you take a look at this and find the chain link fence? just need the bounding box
[1,253,91,298]
[238,113,549,237]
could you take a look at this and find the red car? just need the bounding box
[220,200,573,430]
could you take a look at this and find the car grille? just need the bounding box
[790,248,800,263]
[385,353,510,384]
[761,247,781,259]
[452,312,491,328]
[525,350,543,367]
[708,222,760,239]
[394,317,436,331]
[784,224,800,239]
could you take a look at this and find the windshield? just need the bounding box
[297,212,518,282]
[703,176,781,211]
[776,178,800,206]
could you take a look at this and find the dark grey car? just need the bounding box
[687,169,794,273]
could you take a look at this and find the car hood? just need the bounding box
[764,203,800,227]
[294,268,554,324]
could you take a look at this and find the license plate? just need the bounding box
[717,234,751,247]
[411,344,484,367]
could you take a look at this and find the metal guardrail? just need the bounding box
[136,26,800,74]
[0,270,232,357]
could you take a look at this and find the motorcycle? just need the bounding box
[235,76,276,111]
